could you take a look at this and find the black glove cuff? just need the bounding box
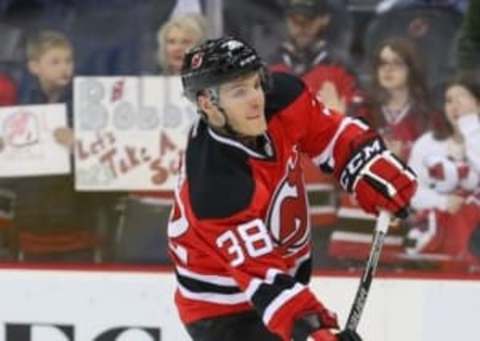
[292,313,322,340]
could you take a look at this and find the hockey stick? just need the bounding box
[345,210,391,331]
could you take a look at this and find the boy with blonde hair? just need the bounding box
[25,30,74,105]
[23,29,75,146]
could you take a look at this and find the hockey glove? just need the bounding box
[337,135,417,218]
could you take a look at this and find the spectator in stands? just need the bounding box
[327,37,433,268]
[269,0,363,116]
[115,14,207,264]
[366,37,432,161]
[457,0,480,71]
[11,30,105,262]
[407,72,480,271]
[0,73,17,259]
[365,1,463,90]
[23,31,74,104]
[21,30,74,146]
[0,74,17,107]
[155,13,207,74]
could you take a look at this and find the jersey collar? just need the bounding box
[207,127,275,160]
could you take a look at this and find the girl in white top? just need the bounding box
[407,73,480,269]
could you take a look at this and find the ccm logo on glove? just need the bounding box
[340,137,384,192]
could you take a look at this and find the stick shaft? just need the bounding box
[345,210,390,331]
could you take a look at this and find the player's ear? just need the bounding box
[198,94,225,128]
[198,93,212,113]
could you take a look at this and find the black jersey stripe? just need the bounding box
[293,257,312,285]
[250,273,297,316]
[176,271,242,294]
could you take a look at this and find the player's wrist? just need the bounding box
[309,329,338,341]
[293,313,323,339]
[293,310,339,340]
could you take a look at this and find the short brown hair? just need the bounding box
[26,30,73,61]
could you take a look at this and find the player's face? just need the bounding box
[377,46,408,92]
[445,84,480,128]
[218,72,267,136]
[286,13,330,50]
[165,27,199,74]
[29,47,74,89]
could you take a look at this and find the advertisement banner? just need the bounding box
[0,269,188,341]
[0,269,479,341]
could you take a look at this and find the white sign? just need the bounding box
[0,104,70,177]
[73,76,196,191]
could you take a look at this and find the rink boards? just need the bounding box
[0,267,478,341]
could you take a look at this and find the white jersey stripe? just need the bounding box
[245,278,262,300]
[313,118,368,168]
[208,128,267,159]
[263,283,306,326]
[176,266,237,286]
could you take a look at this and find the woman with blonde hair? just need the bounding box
[156,14,207,74]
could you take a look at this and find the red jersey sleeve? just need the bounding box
[275,82,376,185]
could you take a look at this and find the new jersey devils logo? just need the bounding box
[267,146,309,252]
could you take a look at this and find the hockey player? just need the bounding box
[168,36,417,341]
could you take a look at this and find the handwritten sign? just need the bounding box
[73,76,196,191]
[0,104,70,177]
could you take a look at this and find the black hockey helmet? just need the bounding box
[181,36,265,102]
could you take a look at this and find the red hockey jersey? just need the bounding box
[167,73,370,340]
[270,52,367,228]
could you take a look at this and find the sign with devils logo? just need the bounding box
[266,146,310,252]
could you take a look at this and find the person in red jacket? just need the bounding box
[0,74,17,107]
[0,73,17,152]
[168,36,417,341]
[0,73,17,245]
